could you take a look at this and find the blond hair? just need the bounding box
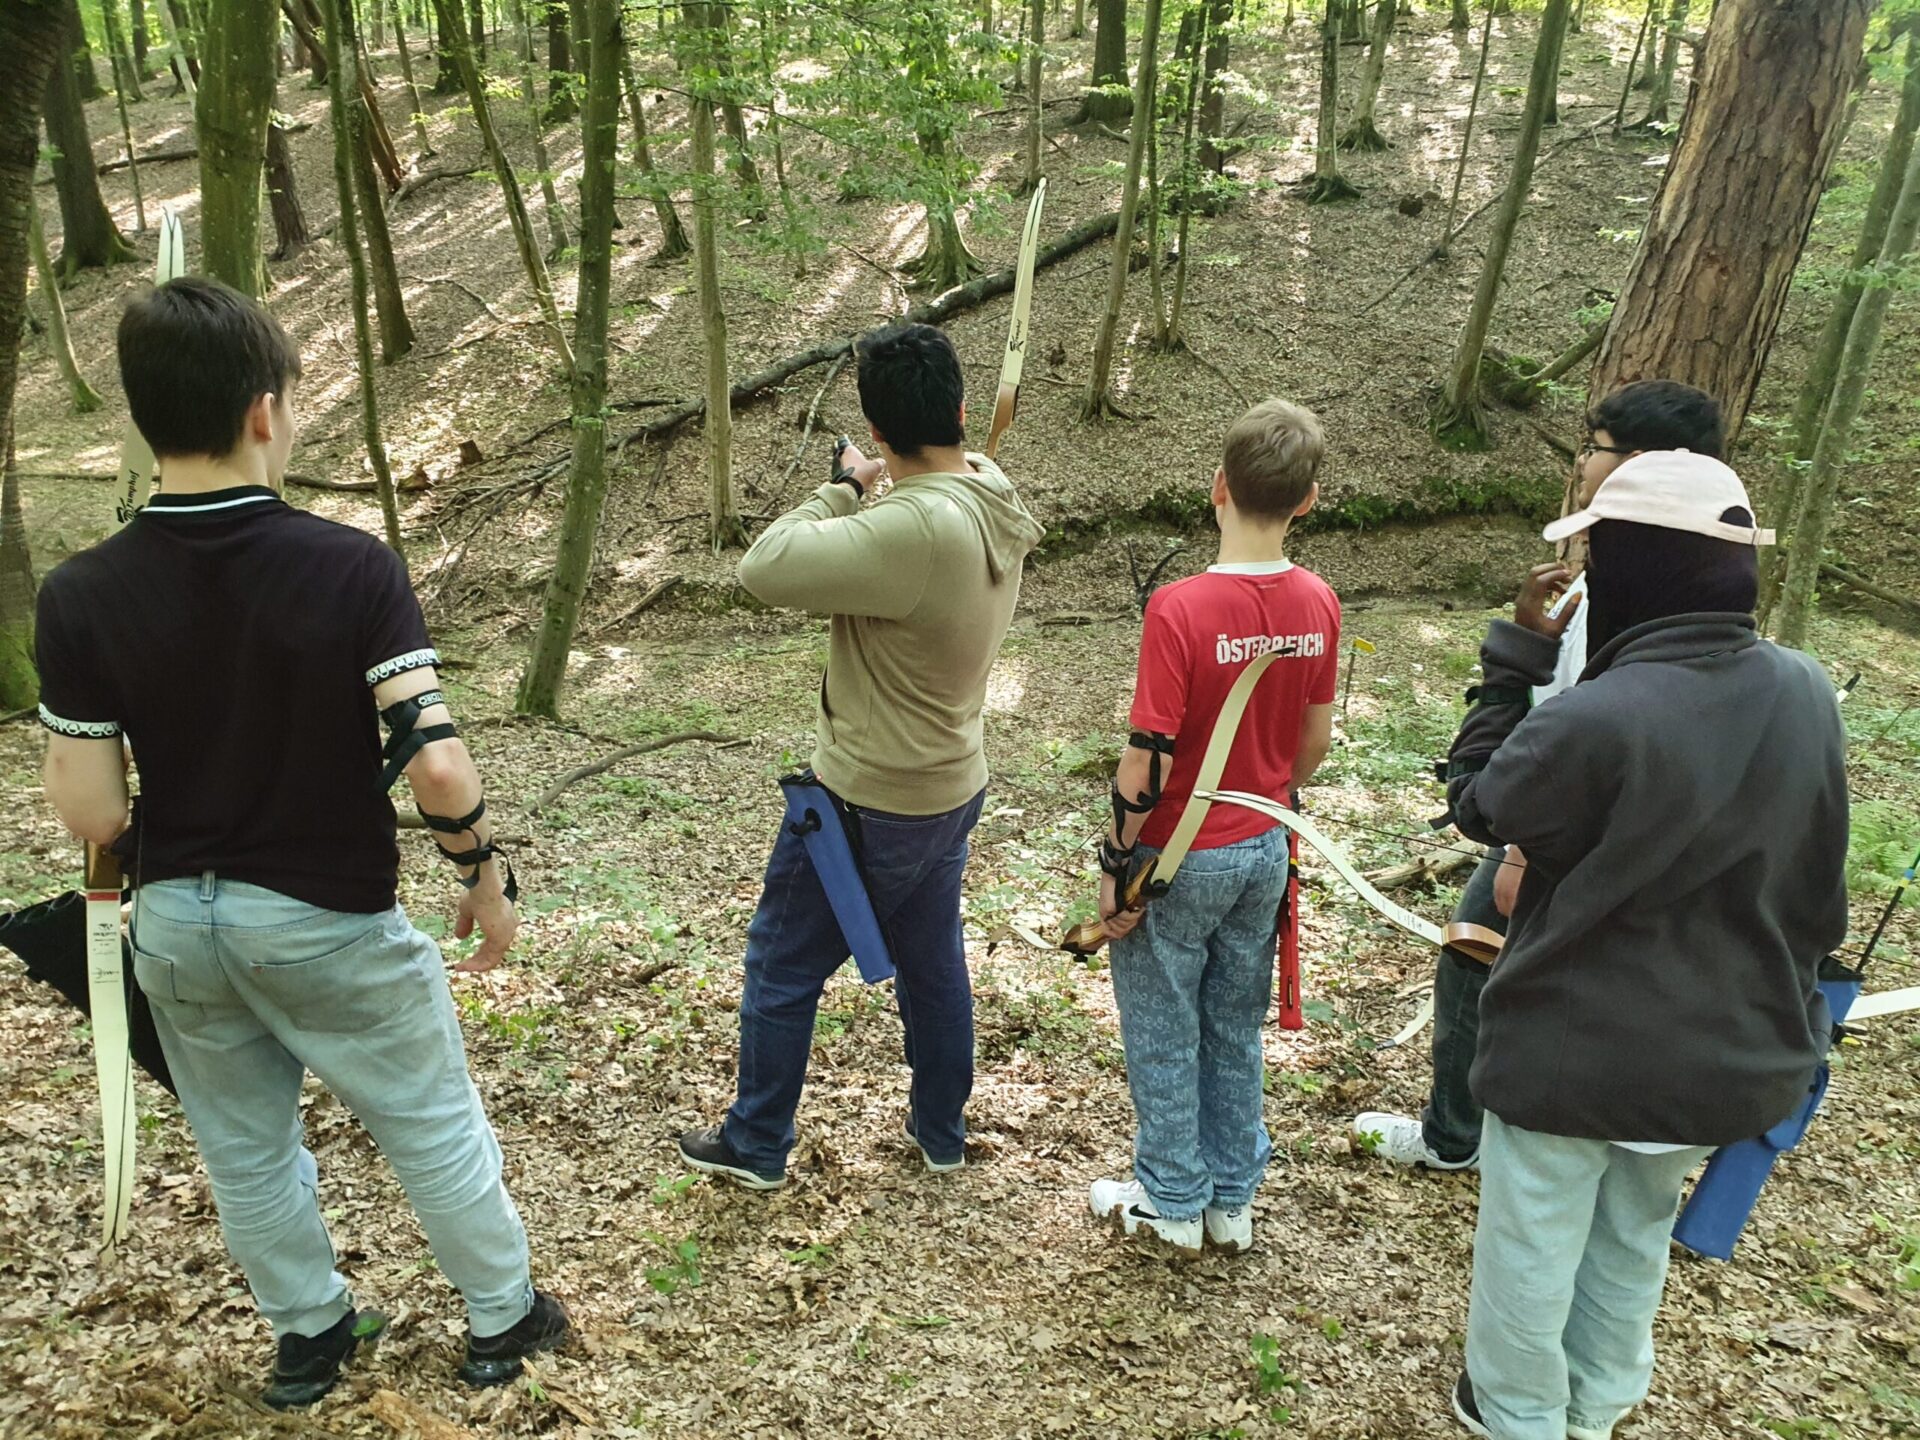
[1221,398,1324,522]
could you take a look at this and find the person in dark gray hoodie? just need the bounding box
[1437,450,1848,1440]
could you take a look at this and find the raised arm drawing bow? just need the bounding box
[984,178,1046,461]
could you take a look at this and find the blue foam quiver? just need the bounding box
[778,772,896,985]
[1672,964,1862,1260]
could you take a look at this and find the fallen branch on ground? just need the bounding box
[389,162,487,208]
[590,576,683,637]
[1821,563,1920,617]
[1362,845,1479,890]
[776,352,850,498]
[531,731,742,813]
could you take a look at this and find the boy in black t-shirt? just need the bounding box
[36,278,567,1407]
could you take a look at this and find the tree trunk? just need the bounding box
[356,42,405,190]
[1639,0,1689,126]
[154,0,198,92]
[266,115,310,258]
[716,100,766,219]
[336,3,413,357]
[283,0,330,83]
[1166,0,1207,341]
[1435,0,1496,255]
[1306,0,1358,200]
[1431,0,1570,448]
[1082,0,1162,418]
[1081,0,1129,124]
[107,15,148,230]
[0,2,70,709]
[433,2,461,90]
[1540,0,1566,127]
[43,0,138,278]
[1613,0,1656,129]
[904,128,985,290]
[103,0,147,103]
[321,0,406,558]
[1196,0,1228,173]
[468,0,484,58]
[516,0,570,257]
[198,0,279,296]
[1021,0,1044,193]
[75,25,105,100]
[517,0,618,716]
[1775,138,1920,650]
[389,0,435,155]
[1450,0,1469,31]
[1070,0,1084,38]
[29,195,103,413]
[689,72,743,550]
[619,37,689,258]
[1341,0,1397,151]
[1588,0,1872,448]
[132,0,151,77]
[434,0,574,375]
[544,0,575,121]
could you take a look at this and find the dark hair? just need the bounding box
[1586,380,1724,460]
[117,277,303,459]
[1221,398,1324,522]
[854,323,965,458]
[1584,506,1759,654]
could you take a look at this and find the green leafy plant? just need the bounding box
[642,1232,702,1295]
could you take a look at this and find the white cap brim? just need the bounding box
[1541,510,1597,544]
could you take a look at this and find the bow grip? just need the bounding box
[985,381,1019,460]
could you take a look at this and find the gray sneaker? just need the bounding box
[1352,1111,1478,1170]
[902,1118,966,1173]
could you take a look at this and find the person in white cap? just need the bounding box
[1352,380,1731,1174]
[1432,439,1847,1440]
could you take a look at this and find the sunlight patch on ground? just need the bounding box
[985,655,1030,714]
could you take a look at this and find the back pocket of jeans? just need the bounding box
[234,912,428,1034]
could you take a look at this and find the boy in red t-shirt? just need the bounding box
[1088,398,1339,1255]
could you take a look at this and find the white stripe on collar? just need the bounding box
[143,494,279,515]
[1209,560,1294,575]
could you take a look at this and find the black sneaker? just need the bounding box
[263,1308,387,1410]
[678,1125,786,1190]
[1451,1372,1492,1439]
[459,1290,572,1386]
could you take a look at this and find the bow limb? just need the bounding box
[985,178,1047,460]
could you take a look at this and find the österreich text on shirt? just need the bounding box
[1215,631,1329,664]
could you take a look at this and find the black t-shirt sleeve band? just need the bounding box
[38,705,122,738]
[365,647,441,687]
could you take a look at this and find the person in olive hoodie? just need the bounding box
[679,322,1045,1191]
[1438,452,1848,1440]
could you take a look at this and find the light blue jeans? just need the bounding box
[131,875,533,1341]
[1467,1113,1713,1439]
[1109,826,1288,1220]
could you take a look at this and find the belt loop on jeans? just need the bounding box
[199,870,216,903]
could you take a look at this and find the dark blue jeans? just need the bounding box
[722,786,985,1172]
[1422,846,1505,1164]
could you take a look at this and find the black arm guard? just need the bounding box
[380,689,457,792]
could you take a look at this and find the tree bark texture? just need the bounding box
[1640,0,1690,125]
[338,0,413,356]
[1082,0,1129,124]
[390,0,435,154]
[198,0,279,296]
[266,116,310,258]
[434,0,574,375]
[1082,0,1162,417]
[1197,0,1229,173]
[1587,0,1874,452]
[0,1,70,707]
[618,38,689,257]
[1775,136,1920,650]
[1306,0,1357,200]
[544,0,575,120]
[102,0,146,103]
[517,4,571,258]
[1022,0,1044,192]
[433,2,461,90]
[321,0,407,558]
[283,0,330,83]
[517,0,618,716]
[29,195,103,413]
[1342,0,1397,151]
[1434,0,1571,446]
[43,0,137,277]
[689,75,742,550]
[356,44,405,191]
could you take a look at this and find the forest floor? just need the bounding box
[5,8,1920,1440]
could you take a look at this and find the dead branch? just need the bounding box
[1362,844,1480,890]
[1821,563,1920,617]
[420,274,508,322]
[590,576,683,637]
[389,162,487,208]
[531,731,742,813]
[365,1388,479,1440]
[777,352,850,497]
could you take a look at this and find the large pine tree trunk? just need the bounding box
[518,0,619,717]
[1082,0,1163,419]
[42,0,137,278]
[199,0,280,296]
[0,2,70,709]
[434,0,574,375]
[1775,138,1920,651]
[321,0,406,558]
[1587,0,1872,450]
[1432,0,1571,447]
[1081,0,1129,124]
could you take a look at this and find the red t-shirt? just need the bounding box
[1130,564,1341,851]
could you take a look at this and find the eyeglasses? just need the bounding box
[1578,440,1636,460]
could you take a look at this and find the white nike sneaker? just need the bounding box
[1088,1178,1203,1256]
[1203,1204,1253,1253]
[1351,1111,1479,1171]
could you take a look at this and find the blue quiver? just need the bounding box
[1672,966,1863,1260]
[778,772,896,986]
